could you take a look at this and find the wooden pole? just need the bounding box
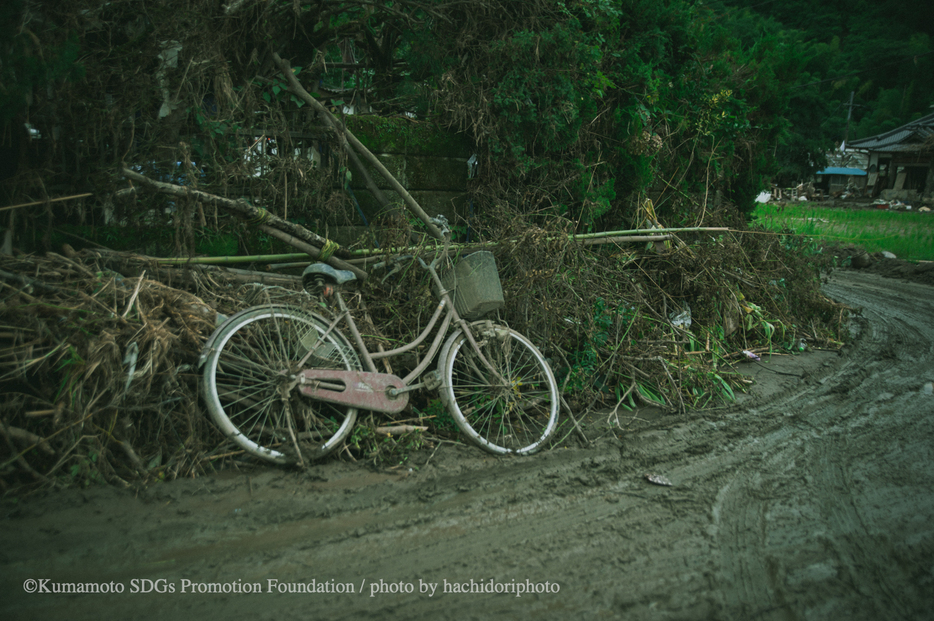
[270,52,446,242]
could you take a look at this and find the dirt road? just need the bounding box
[2,269,933,620]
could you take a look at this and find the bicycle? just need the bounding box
[199,219,560,465]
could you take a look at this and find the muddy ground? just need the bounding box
[2,268,933,620]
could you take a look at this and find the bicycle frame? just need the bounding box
[292,251,502,414]
[199,227,562,463]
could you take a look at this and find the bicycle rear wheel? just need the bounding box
[201,306,360,464]
[438,322,559,455]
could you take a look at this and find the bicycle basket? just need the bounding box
[439,251,504,320]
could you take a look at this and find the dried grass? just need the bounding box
[0,249,318,490]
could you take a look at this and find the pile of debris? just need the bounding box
[0,210,851,492]
[0,250,321,490]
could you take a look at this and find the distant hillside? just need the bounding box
[715,0,934,141]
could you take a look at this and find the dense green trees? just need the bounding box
[1,0,929,236]
[715,0,934,181]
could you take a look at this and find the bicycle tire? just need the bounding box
[201,306,360,464]
[438,322,559,455]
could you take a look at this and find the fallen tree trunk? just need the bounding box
[270,52,447,242]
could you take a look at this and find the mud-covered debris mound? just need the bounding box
[863,254,934,286]
[0,219,850,491]
[0,251,320,490]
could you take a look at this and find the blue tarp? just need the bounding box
[816,167,866,176]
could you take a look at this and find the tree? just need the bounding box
[715,0,934,148]
[2,0,835,240]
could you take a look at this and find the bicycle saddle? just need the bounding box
[302,262,357,290]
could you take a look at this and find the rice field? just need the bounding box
[752,202,934,262]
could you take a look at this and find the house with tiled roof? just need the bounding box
[847,111,934,200]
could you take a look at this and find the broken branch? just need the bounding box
[270,51,446,242]
[120,167,367,280]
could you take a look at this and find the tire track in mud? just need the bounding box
[709,271,934,621]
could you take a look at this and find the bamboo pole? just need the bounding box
[156,252,311,265]
[579,235,671,245]
[570,226,729,239]
[149,226,725,266]
[258,225,367,280]
[342,226,727,256]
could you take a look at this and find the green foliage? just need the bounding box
[419,398,458,434]
[753,203,934,262]
[347,420,425,466]
[66,449,106,488]
[484,25,601,167]
[563,296,636,395]
[680,365,737,408]
[714,0,934,172]
[411,0,817,219]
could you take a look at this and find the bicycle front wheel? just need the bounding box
[438,322,559,455]
[201,306,360,465]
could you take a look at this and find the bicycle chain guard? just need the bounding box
[297,369,409,414]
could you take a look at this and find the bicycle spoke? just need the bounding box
[202,308,360,464]
[441,324,559,455]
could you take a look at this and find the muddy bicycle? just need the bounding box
[199,219,560,465]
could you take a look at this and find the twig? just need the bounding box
[0,420,56,485]
[122,270,146,319]
[3,425,55,455]
[422,441,442,468]
[121,167,365,278]
[280,385,305,468]
[118,439,146,475]
[0,268,66,294]
[551,347,590,446]
[0,193,93,212]
[204,449,247,461]
[607,381,637,428]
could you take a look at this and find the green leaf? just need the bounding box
[637,383,666,406]
[715,375,735,401]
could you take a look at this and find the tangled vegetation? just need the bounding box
[3,0,812,228]
[0,0,851,489]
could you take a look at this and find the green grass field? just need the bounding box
[752,203,934,262]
